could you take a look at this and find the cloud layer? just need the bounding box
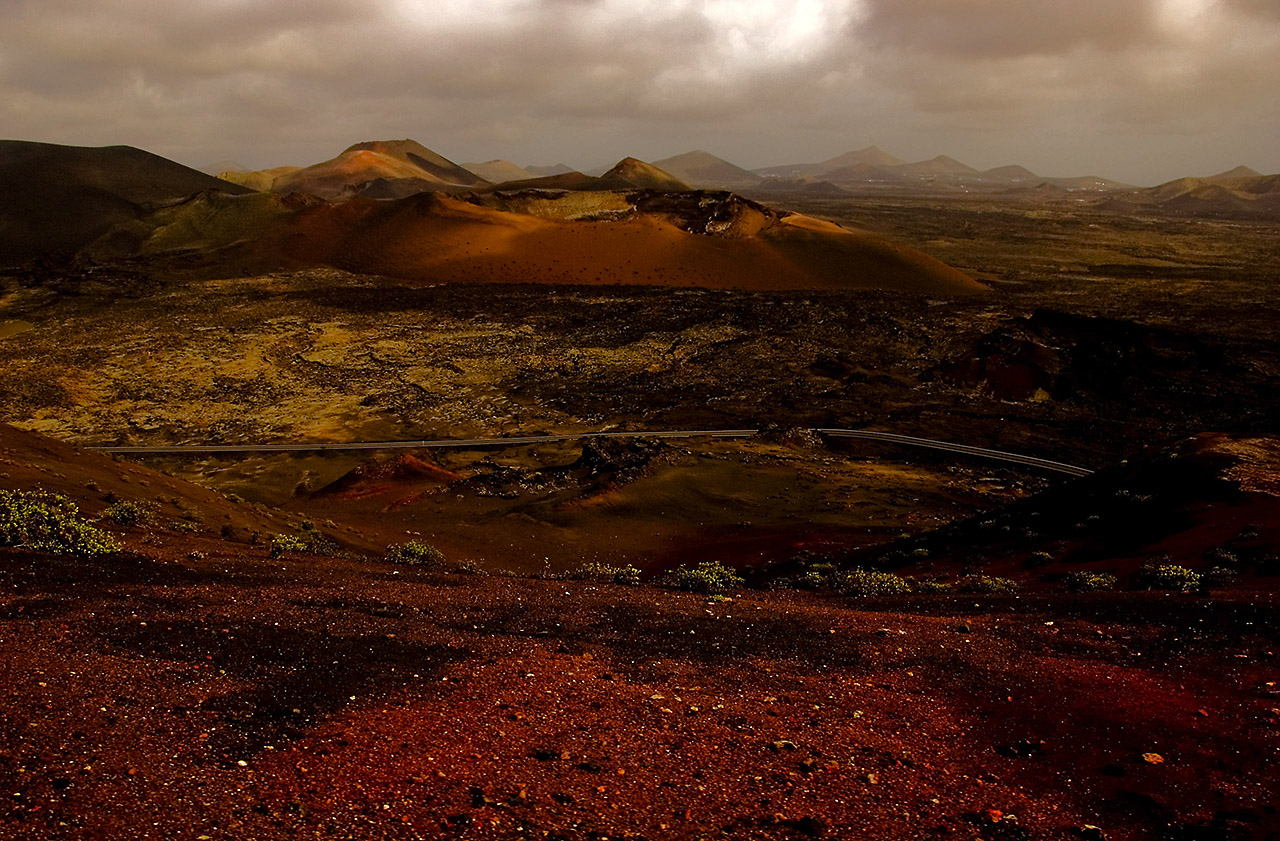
[1,0,1276,183]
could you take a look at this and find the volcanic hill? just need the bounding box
[650,150,763,189]
[128,188,985,293]
[234,139,489,200]
[0,140,251,266]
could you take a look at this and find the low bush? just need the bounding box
[1133,563,1201,591]
[672,560,744,593]
[1063,571,1118,593]
[104,499,158,527]
[954,574,1020,594]
[1200,565,1239,589]
[836,569,912,596]
[385,541,446,566]
[269,533,309,557]
[571,562,641,585]
[1024,551,1054,569]
[910,578,952,594]
[0,490,120,556]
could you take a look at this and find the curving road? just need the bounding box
[90,427,1093,477]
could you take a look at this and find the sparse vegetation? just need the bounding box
[672,560,744,593]
[1063,571,1118,593]
[1134,563,1202,591]
[954,574,1020,594]
[0,489,120,556]
[910,578,952,594]
[385,541,446,566]
[836,569,912,596]
[571,562,642,585]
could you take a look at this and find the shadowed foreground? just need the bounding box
[1,543,1276,840]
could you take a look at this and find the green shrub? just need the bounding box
[798,569,830,590]
[1063,571,1118,593]
[571,562,641,585]
[0,490,120,556]
[104,499,158,527]
[1134,563,1201,591]
[1024,551,1054,569]
[385,541,446,566]
[954,574,1020,594]
[672,560,744,593]
[269,533,309,557]
[910,578,952,594]
[836,569,912,596]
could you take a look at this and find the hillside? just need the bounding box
[0,140,251,266]
[650,150,762,188]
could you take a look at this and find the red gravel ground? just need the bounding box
[1,542,1277,840]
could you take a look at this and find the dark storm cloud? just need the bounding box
[0,0,1277,184]
[857,0,1158,58]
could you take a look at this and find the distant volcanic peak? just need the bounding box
[817,162,898,182]
[893,155,981,176]
[525,163,575,177]
[269,139,490,200]
[599,157,691,191]
[651,150,762,188]
[982,164,1039,180]
[821,145,907,169]
[339,139,488,187]
[1209,165,1262,180]
[344,139,448,169]
[463,160,534,183]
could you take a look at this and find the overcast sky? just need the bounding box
[2,0,1277,185]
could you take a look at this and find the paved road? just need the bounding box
[90,427,1093,477]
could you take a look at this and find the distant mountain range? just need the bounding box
[3,137,1273,272]
[204,141,1280,205]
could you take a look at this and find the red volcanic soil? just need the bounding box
[1,542,1277,840]
[2,429,1279,839]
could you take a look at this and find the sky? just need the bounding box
[1,0,1277,186]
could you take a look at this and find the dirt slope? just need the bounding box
[0,423,306,547]
[0,140,251,266]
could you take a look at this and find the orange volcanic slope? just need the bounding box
[271,140,488,199]
[143,190,984,294]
